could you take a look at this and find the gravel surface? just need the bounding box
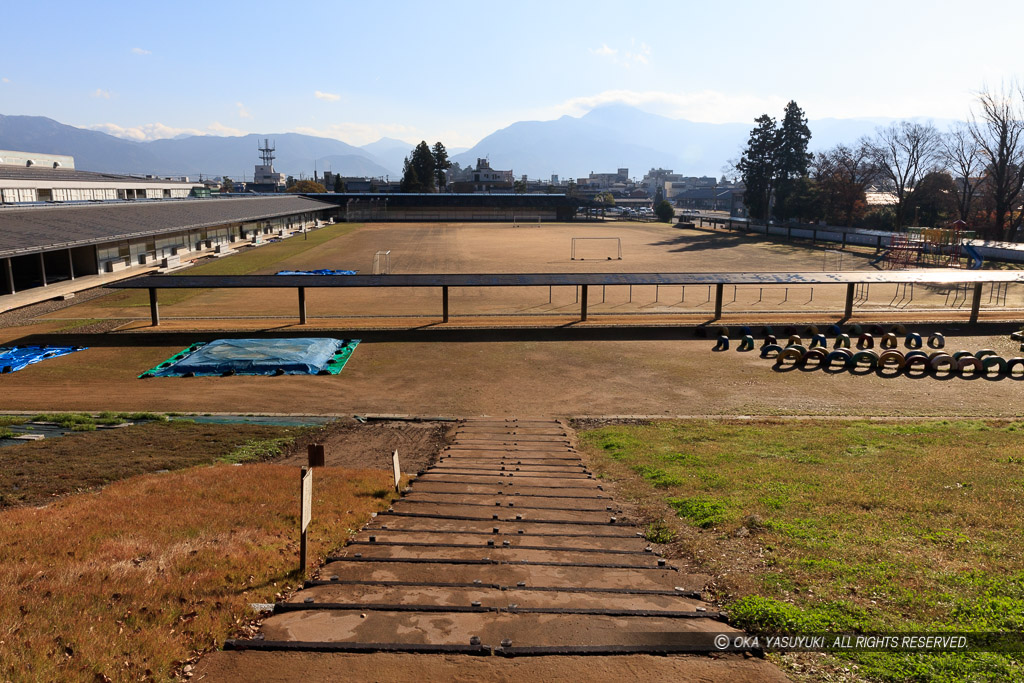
[0,286,115,330]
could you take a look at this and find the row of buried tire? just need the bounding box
[708,324,1024,377]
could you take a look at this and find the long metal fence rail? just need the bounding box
[108,271,1024,327]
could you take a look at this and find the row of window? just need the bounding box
[0,187,193,203]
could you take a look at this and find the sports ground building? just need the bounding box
[0,149,585,309]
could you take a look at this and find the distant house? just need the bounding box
[674,186,744,214]
[449,158,514,193]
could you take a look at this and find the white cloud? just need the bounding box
[590,40,651,68]
[236,102,252,119]
[1,77,9,84]
[85,122,207,141]
[91,89,112,99]
[131,47,151,55]
[314,90,341,102]
[291,122,421,147]
[207,121,248,136]
[552,89,789,124]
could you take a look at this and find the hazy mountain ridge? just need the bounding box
[453,105,964,179]
[1,109,963,183]
[0,115,401,179]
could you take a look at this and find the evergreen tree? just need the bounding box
[432,142,451,192]
[412,141,436,192]
[737,114,778,220]
[773,101,813,221]
[737,102,813,222]
[333,174,344,193]
[654,200,675,222]
[400,156,421,192]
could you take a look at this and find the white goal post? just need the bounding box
[372,250,391,275]
[571,237,623,260]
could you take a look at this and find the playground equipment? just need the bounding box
[882,221,978,270]
[744,325,1021,379]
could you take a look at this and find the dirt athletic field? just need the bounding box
[0,221,1022,418]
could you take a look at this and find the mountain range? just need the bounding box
[452,105,960,180]
[0,108,960,182]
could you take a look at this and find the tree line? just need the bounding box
[400,141,451,192]
[738,85,1024,241]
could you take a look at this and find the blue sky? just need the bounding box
[1,0,1019,147]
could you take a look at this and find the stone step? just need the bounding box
[255,611,732,648]
[387,502,620,524]
[400,493,620,511]
[329,544,663,567]
[367,516,638,537]
[316,560,707,592]
[405,483,609,498]
[350,529,652,551]
[285,584,704,613]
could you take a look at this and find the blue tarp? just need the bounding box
[142,338,358,377]
[276,269,357,276]
[0,345,86,374]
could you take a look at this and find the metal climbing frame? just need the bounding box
[884,233,922,270]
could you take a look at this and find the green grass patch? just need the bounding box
[96,223,358,308]
[31,412,96,428]
[29,412,170,429]
[643,519,677,544]
[667,496,729,527]
[631,464,683,488]
[578,419,1024,681]
[220,437,295,464]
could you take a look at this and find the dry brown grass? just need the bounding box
[0,463,396,681]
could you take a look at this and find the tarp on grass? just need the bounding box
[140,338,359,378]
[0,345,86,374]
[276,269,357,276]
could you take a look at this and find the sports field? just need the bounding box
[0,220,1022,417]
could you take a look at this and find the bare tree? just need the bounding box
[870,121,942,229]
[814,140,880,226]
[970,84,1024,240]
[942,123,985,222]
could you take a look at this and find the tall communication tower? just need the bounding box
[258,139,276,166]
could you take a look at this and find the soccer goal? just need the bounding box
[512,215,543,228]
[372,250,391,275]
[570,237,623,260]
[822,249,844,271]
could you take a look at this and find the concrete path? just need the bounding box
[196,419,787,681]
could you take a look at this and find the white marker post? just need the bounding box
[300,466,313,574]
[392,449,401,493]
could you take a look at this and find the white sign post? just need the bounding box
[392,449,401,493]
[300,466,313,574]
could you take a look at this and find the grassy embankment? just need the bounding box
[96,222,359,308]
[0,419,398,680]
[578,419,1024,682]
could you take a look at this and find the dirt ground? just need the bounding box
[39,223,1024,321]
[277,418,452,473]
[1,221,1022,419]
